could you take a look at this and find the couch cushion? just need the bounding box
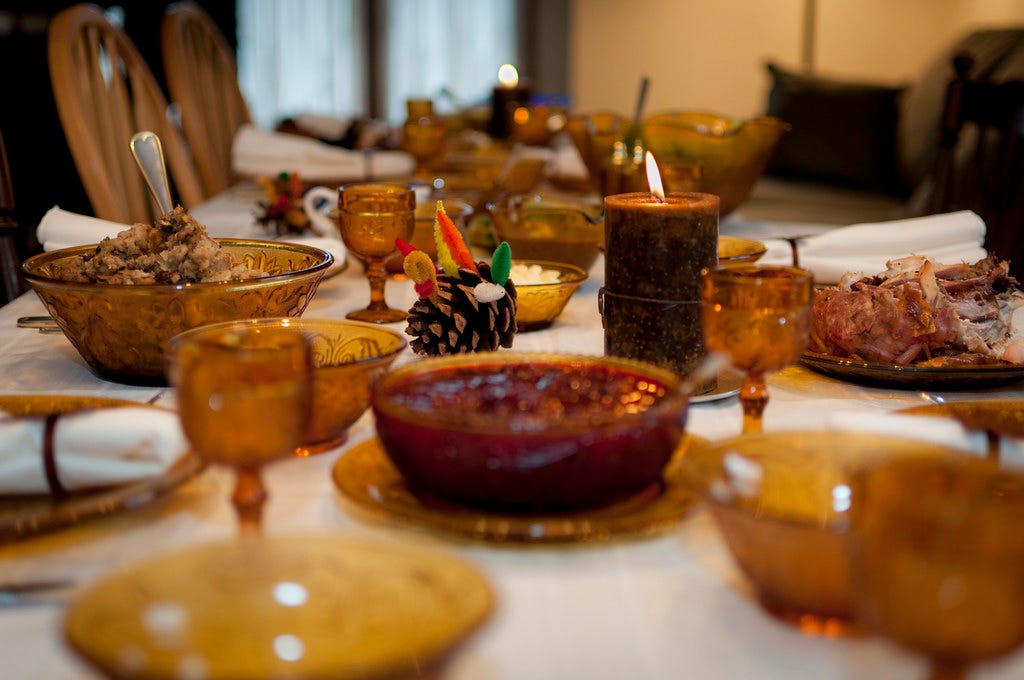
[764,62,906,194]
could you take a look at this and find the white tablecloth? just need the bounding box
[2,187,1023,680]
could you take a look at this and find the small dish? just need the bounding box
[487,194,604,271]
[718,236,767,266]
[332,436,702,543]
[511,259,589,331]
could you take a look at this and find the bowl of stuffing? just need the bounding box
[371,352,690,512]
[21,207,333,385]
[510,260,589,331]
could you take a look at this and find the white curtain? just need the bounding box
[236,0,516,129]
[237,0,367,129]
[384,0,517,122]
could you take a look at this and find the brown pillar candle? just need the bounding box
[604,192,719,300]
[601,189,719,386]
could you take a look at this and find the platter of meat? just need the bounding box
[802,255,1024,389]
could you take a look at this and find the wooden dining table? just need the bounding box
[1,184,1023,679]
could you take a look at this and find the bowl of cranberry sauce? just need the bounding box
[370,353,690,512]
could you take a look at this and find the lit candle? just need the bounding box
[601,153,720,384]
[491,64,532,139]
[604,153,719,299]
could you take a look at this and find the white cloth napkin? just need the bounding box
[826,409,1024,469]
[758,210,988,284]
[0,407,187,494]
[232,124,415,181]
[35,206,346,273]
[292,113,352,141]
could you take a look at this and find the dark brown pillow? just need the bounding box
[764,62,907,194]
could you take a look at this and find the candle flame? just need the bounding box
[498,63,519,88]
[646,151,666,202]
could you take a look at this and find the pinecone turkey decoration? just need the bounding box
[401,201,517,355]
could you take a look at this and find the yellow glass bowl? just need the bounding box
[681,431,962,632]
[487,194,604,271]
[512,259,589,332]
[718,236,767,266]
[643,111,789,217]
[174,318,406,453]
[21,240,332,385]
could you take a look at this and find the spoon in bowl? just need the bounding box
[129,131,173,215]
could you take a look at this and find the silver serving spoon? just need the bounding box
[130,131,173,215]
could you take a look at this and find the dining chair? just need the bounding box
[0,129,24,305]
[47,4,204,225]
[161,2,252,197]
[928,53,1024,277]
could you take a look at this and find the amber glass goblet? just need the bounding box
[167,325,313,533]
[852,456,1024,680]
[401,99,447,177]
[339,182,415,323]
[700,264,813,433]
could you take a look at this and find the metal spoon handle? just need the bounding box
[130,131,173,215]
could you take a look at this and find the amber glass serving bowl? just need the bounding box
[681,431,962,633]
[718,236,767,266]
[178,318,406,453]
[511,260,589,332]
[22,240,332,385]
[371,353,689,512]
[643,111,789,217]
[487,194,604,271]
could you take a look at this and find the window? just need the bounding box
[237,0,518,128]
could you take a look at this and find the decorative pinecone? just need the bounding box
[406,262,517,355]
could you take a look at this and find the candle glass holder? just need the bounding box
[852,456,1024,680]
[700,264,813,433]
[167,325,313,534]
[339,183,415,323]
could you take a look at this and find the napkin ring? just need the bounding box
[42,413,69,498]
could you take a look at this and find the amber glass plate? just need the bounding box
[332,435,703,543]
[0,395,203,543]
[65,535,493,680]
[801,351,1024,389]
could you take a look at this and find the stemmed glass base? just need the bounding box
[739,374,769,434]
[232,466,267,534]
[347,259,406,323]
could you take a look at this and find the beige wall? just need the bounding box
[569,0,1024,119]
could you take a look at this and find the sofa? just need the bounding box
[734,26,1024,227]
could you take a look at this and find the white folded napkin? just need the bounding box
[0,407,188,494]
[292,113,352,141]
[758,210,988,284]
[826,409,1024,469]
[232,124,415,181]
[35,206,346,273]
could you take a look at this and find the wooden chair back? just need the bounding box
[162,2,252,197]
[0,129,24,305]
[47,4,203,224]
[929,53,1024,277]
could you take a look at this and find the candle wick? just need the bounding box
[652,193,666,204]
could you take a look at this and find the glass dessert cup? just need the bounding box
[401,98,447,177]
[700,264,813,433]
[167,324,313,533]
[370,352,690,512]
[852,456,1024,680]
[682,431,964,636]
[338,183,415,324]
[511,259,589,332]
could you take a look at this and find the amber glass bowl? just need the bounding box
[511,260,589,332]
[643,111,789,217]
[681,431,962,632]
[371,353,689,512]
[718,236,767,266]
[22,240,332,385]
[487,194,604,271]
[177,318,406,453]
